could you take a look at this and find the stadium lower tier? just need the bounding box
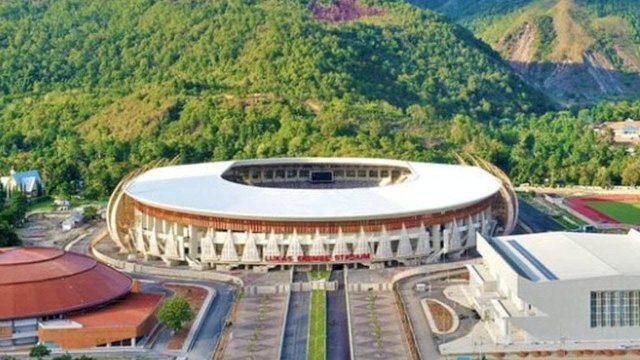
[126,205,496,268]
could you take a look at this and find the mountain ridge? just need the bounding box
[416,0,640,106]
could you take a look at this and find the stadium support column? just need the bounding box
[467,215,478,248]
[415,223,430,257]
[397,224,413,258]
[431,224,442,253]
[149,222,161,257]
[188,225,200,261]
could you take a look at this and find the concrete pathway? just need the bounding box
[281,291,310,360]
[326,270,350,360]
[349,291,410,359]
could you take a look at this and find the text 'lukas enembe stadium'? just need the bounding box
[106,158,517,270]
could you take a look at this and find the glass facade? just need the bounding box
[590,290,640,328]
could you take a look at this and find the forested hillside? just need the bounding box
[0,0,548,196]
[416,0,640,105]
[0,0,637,201]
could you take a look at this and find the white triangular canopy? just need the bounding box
[220,230,238,262]
[354,227,371,256]
[241,231,261,262]
[200,228,217,261]
[396,224,413,257]
[332,228,350,258]
[309,228,327,256]
[263,229,281,259]
[375,226,393,259]
[286,229,303,261]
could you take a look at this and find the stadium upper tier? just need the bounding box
[124,158,503,221]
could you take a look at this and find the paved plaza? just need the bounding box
[349,290,410,359]
[223,294,288,360]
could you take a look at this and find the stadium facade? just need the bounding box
[107,158,517,269]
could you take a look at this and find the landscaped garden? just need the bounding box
[164,284,207,350]
[308,290,326,360]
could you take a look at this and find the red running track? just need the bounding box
[566,194,640,224]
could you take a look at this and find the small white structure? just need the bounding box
[466,230,640,349]
[61,213,84,231]
[1,169,44,198]
[54,199,71,212]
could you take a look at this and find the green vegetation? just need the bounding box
[415,0,640,105]
[409,0,534,23]
[308,290,326,360]
[0,0,638,242]
[367,290,383,354]
[0,0,550,198]
[0,193,27,246]
[248,295,269,354]
[309,270,331,281]
[586,201,640,225]
[552,211,586,230]
[157,296,194,332]
[29,344,51,359]
[535,15,556,60]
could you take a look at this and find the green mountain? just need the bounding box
[0,0,549,196]
[416,0,640,106]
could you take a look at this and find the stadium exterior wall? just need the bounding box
[107,159,515,268]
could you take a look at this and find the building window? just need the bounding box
[590,290,640,328]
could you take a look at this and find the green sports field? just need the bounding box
[307,290,326,360]
[587,201,640,225]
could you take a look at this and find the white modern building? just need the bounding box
[106,158,518,269]
[468,229,640,348]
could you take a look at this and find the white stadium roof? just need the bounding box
[124,158,502,221]
[487,230,640,282]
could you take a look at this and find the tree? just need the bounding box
[0,221,21,247]
[83,205,98,220]
[157,296,194,332]
[622,159,640,186]
[29,344,51,358]
[52,355,73,360]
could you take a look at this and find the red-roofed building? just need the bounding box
[0,247,162,349]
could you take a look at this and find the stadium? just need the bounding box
[106,158,518,269]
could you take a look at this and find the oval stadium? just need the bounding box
[106,158,517,269]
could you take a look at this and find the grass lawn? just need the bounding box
[553,210,587,230]
[308,290,326,360]
[26,196,54,212]
[309,269,331,281]
[587,201,640,225]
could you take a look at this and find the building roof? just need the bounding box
[65,292,162,329]
[603,119,640,130]
[0,247,132,320]
[124,158,502,221]
[5,170,43,192]
[485,230,640,282]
